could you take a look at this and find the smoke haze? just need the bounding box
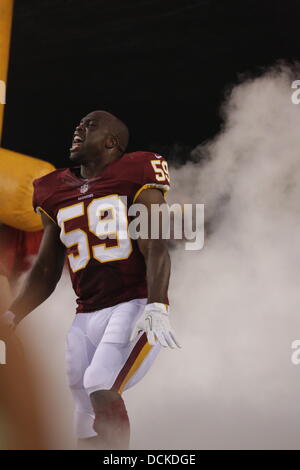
[20,65,300,449]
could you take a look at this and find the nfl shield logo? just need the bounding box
[80,183,89,194]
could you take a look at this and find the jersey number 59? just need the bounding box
[57,195,132,273]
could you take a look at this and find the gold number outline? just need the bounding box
[59,195,133,272]
[58,202,91,273]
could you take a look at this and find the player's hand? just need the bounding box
[130,303,181,349]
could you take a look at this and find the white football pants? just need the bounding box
[65,298,161,439]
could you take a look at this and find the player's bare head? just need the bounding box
[69,110,129,163]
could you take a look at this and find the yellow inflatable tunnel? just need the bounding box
[0,148,55,231]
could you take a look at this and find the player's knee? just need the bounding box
[83,363,114,400]
[90,389,120,410]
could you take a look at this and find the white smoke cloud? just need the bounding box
[128,65,300,450]
[20,64,300,449]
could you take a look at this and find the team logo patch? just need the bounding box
[80,183,89,194]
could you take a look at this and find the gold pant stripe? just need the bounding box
[118,342,152,394]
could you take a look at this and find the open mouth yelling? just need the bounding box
[70,134,84,152]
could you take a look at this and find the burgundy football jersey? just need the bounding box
[32,151,170,313]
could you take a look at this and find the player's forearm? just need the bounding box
[143,239,171,304]
[9,259,61,322]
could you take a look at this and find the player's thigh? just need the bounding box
[65,323,95,389]
[66,306,113,390]
[84,298,161,395]
[100,298,147,344]
[83,333,161,395]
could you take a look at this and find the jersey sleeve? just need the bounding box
[133,153,171,202]
[32,176,57,224]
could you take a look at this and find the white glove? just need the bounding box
[130,303,181,349]
[0,311,16,331]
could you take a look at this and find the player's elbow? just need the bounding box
[33,258,63,294]
[44,266,62,291]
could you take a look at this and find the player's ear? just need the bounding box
[105,134,118,149]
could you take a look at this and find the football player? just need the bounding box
[0,110,180,450]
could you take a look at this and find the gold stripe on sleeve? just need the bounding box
[133,183,169,203]
[36,206,57,225]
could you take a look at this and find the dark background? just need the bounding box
[3,0,300,167]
